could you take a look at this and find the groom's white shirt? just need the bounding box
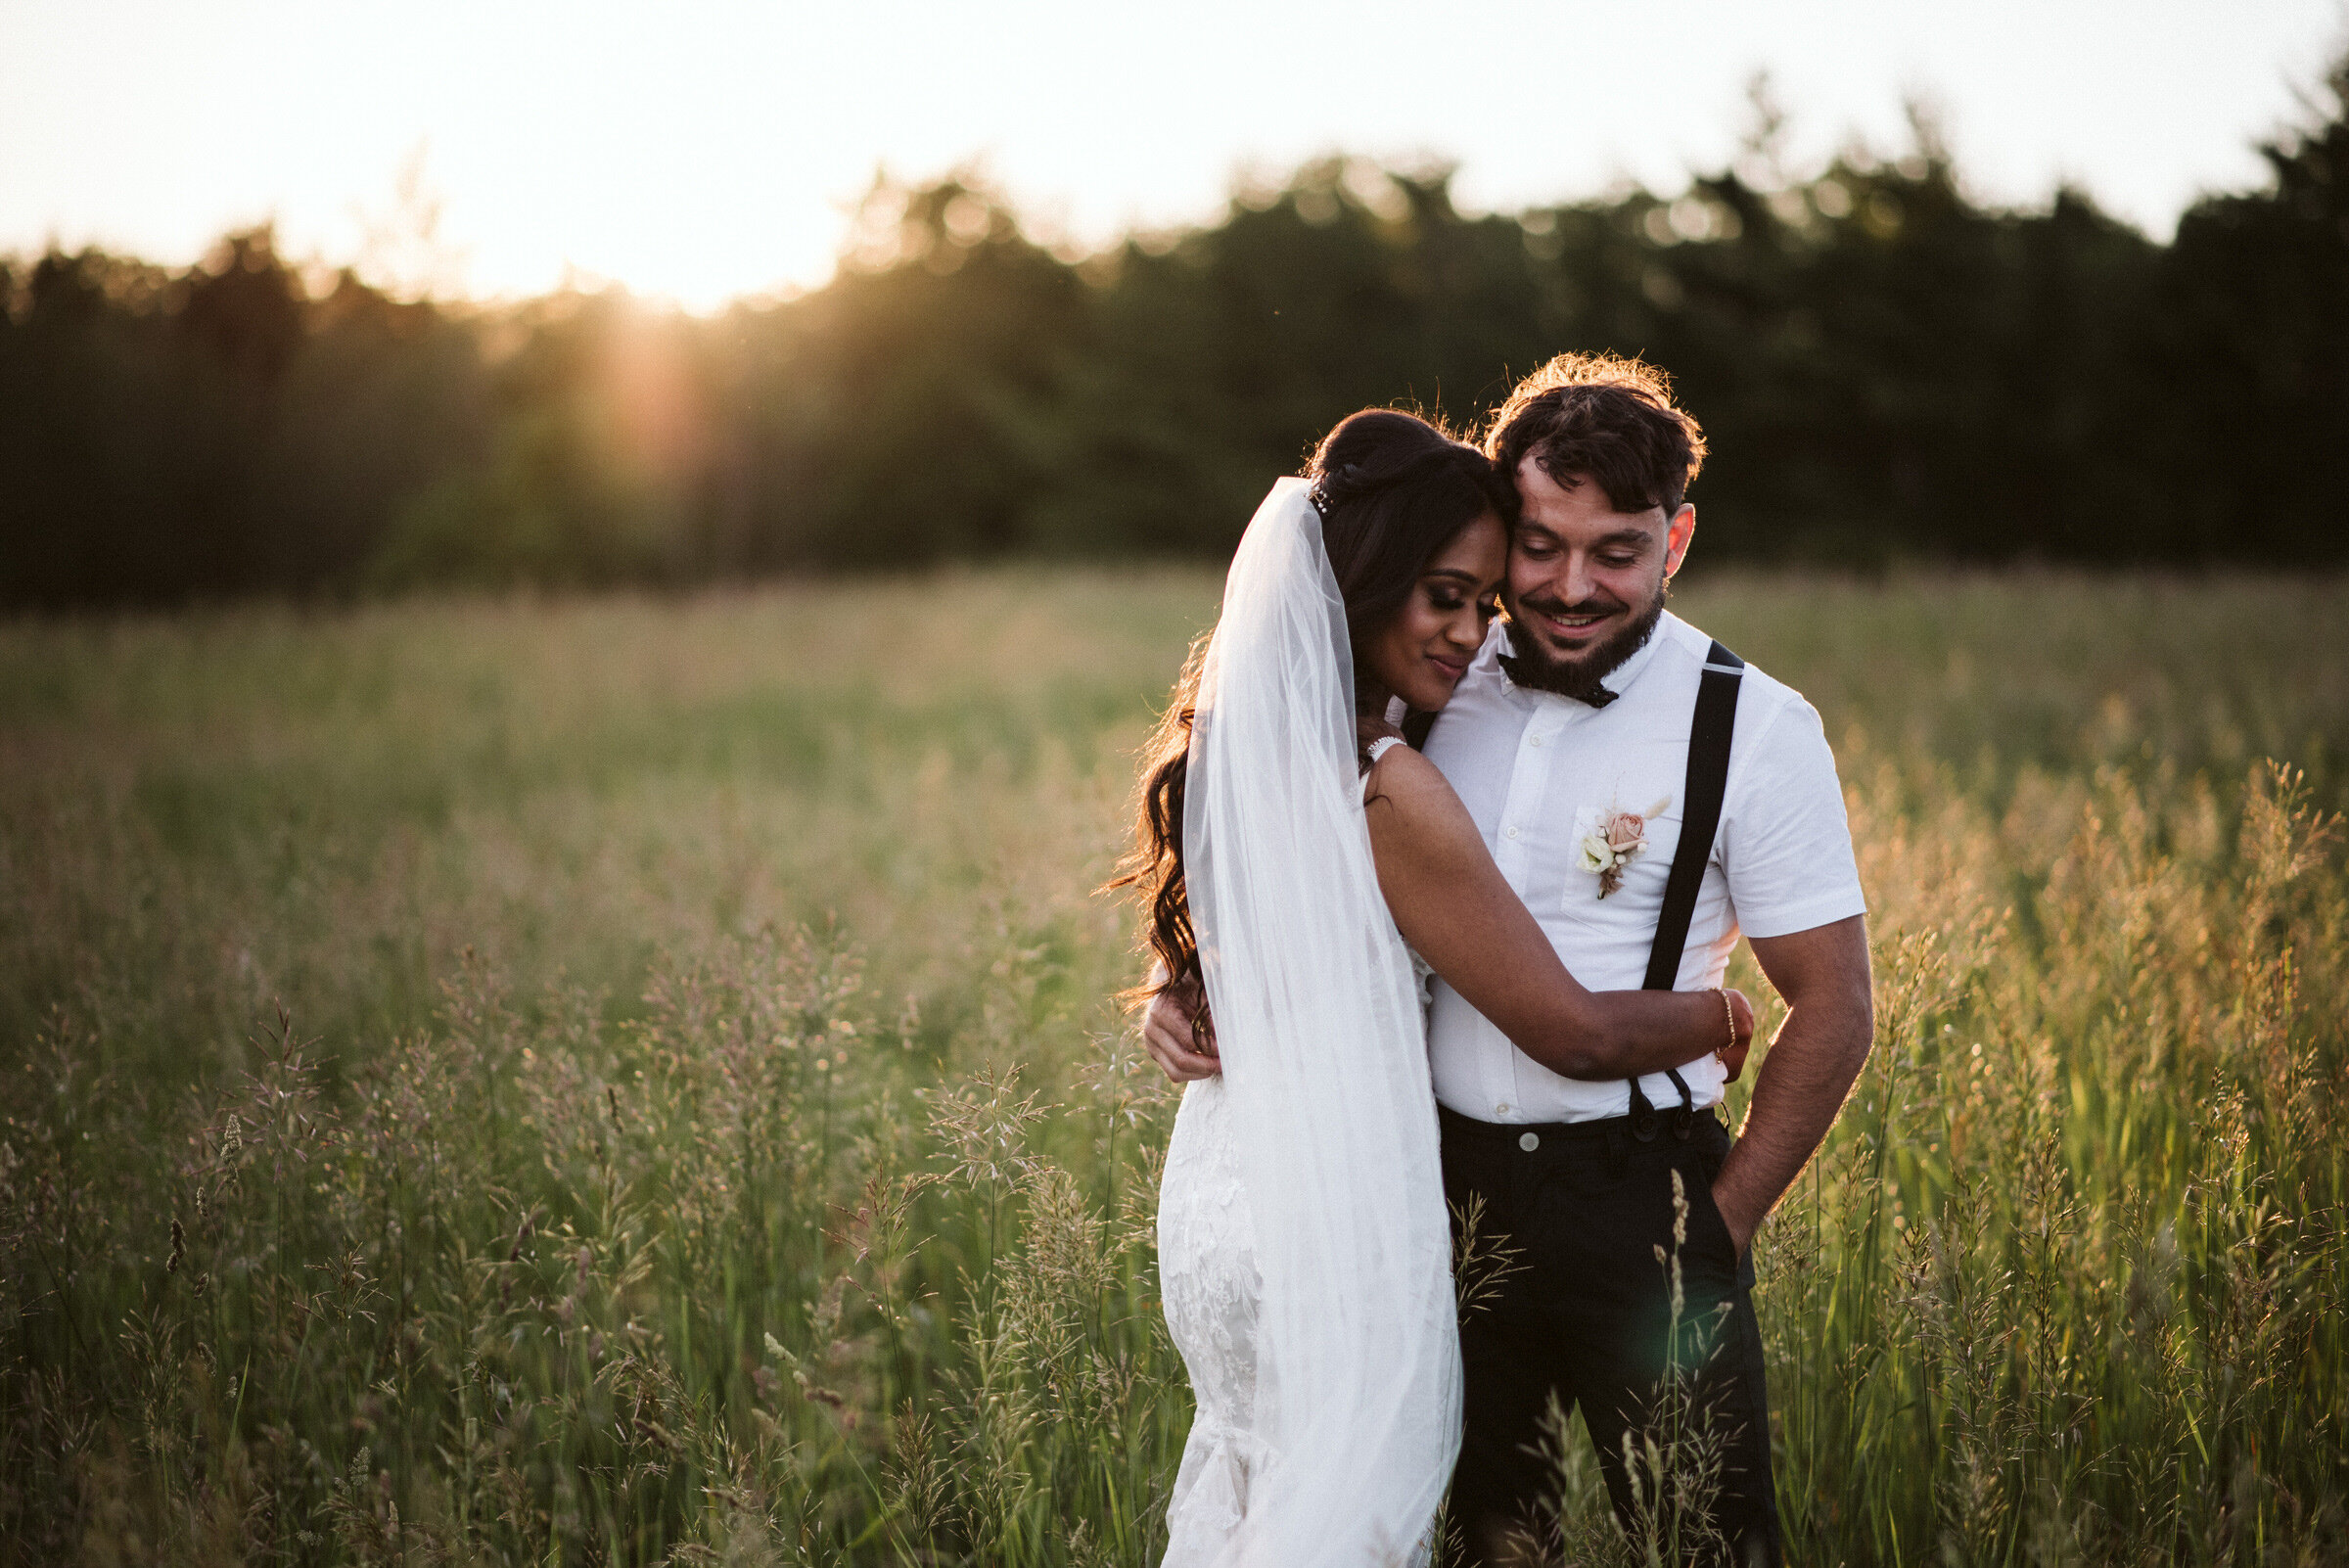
[1423,610,1866,1124]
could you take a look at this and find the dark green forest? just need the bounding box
[5,66,2345,608]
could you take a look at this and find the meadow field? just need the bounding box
[2,569,2345,1565]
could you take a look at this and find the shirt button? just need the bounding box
[1505,826,1520,840]
[1519,1131,1541,1152]
[1495,1102,1510,1115]
[1528,735,1543,748]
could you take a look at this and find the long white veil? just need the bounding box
[1179,477,1461,1564]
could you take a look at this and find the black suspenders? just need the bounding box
[1628,638,1744,1140]
[1409,636,1745,1138]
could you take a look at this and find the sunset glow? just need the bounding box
[4,0,2343,310]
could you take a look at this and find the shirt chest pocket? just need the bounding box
[1562,800,1682,916]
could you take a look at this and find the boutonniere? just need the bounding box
[1578,797,1672,899]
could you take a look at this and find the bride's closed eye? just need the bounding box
[1425,587,1499,622]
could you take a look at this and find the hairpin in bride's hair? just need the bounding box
[1306,461,1366,520]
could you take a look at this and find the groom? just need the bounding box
[1145,354,1873,1565]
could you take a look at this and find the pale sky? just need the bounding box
[4,0,2344,311]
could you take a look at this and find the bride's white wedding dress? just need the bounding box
[1159,1072,1266,1537]
[1153,482,1458,1567]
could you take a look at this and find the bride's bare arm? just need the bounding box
[1363,746,1749,1081]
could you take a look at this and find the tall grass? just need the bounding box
[2,570,2343,1564]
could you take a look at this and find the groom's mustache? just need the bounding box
[1516,591,1630,621]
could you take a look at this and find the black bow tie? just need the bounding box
[1497,652,1620,708]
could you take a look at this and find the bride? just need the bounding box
[1116,410,1751,1565]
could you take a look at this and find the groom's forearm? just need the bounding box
[1710,917,1873,1251]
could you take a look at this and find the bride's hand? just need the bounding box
[1143,981,1221,1084]
[1719,988,1757,1083]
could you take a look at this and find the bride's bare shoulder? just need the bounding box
[1363,746,1473,830]
[1364,741,1443,796]
[1362,746,1498,890]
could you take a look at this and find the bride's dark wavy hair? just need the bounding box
[1109,408,1514,1009]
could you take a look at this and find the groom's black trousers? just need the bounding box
[1439,1104,1782,1568]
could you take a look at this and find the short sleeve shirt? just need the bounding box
[1422,611,1866,1123]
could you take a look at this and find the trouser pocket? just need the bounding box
[1681,1114,1755,1289]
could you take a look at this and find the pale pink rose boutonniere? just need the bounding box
[1578,797,1673,899]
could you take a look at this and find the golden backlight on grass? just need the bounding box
[1,569,2343,1560]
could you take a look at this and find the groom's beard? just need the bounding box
[1497,590,1666,705]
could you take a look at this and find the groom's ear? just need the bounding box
[1663,503,1696,580]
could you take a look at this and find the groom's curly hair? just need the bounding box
[1484,352,1707,519]
[1110,409,1511,1011]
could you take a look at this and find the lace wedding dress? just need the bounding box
[1154,483,1458,1567]
[1159,1072,1267,1543]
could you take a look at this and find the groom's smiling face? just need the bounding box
[1501,456,1696,692]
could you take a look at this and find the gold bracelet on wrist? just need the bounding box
[1715,989,1737,1061]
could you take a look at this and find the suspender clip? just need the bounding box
[1668,1067,1696,1140]
[1627,1076,1662,1142]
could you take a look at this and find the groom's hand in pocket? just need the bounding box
[1710,1180,1762,1257]
[1143,982,1221,1084]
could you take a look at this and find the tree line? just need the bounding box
[4,64,2344,608]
